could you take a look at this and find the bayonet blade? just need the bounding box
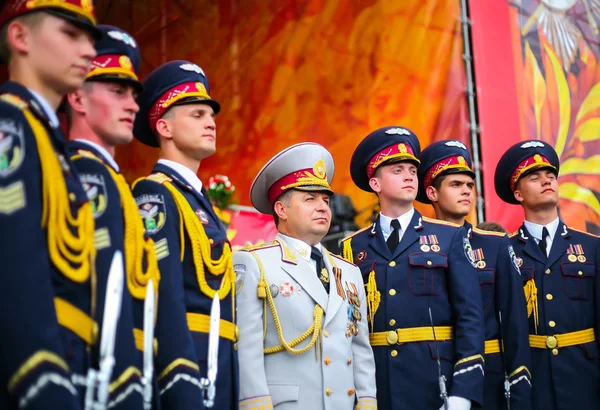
[205,293,221,407]
[142,279,155,410]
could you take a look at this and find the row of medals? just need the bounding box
[568,254,586,263]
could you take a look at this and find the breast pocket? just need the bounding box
[561,263,595,301]
[477,269,495,310]
[408,252,447,296]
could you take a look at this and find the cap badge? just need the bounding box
[180,63,206,76]
[458,156,466,165]
[445,141,467,149]
[119,55,132,70]
[520,141,545,149]
[534,154,542,163]
[107,31,137,48]
[313,158,326,179]
[398,143,407,153]
[385,127,410,135]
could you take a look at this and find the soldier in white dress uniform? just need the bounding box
[234,143,378,410]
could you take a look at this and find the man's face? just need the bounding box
[80,82,139,146]
[370,161,418,204]
[427,173,475,219]
[165,103,217,160]
[514,169,559,209]
[276,190,332,242]
[25,14,96,93]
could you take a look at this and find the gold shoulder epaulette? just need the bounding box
[509,230,519,238]
[342,224,373,242]
[246,241,278,251]
[330,253,357,267]
[422,216,460,228]
[0,94,28,110]
[71,149,103,163]
[146,173,172,185]
[472,226,506,237]
[568,226,600,238]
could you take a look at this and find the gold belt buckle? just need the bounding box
[546,335,558,349]
[386,330,399,345]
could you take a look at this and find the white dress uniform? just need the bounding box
[235,143,378,410]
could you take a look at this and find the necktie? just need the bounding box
[311,246,329,292]
[539,227,549,257]
[387,219,401,253]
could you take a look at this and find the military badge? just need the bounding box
[319,268,330,284]
[234,263,245,294]
[195,209,209,224]
[356,250,367,262]
[280,282,295,296]
[80,173,107,218]
[137,194,167,234]
[463,237,477,268]
[333,267,345,299]
[269,283,279,298]
[345,281,361,337]
[107,30,137,48]
[472,248,486,269]
[180,63,205,76]
[0,119,25,178]
[385,127,411,136]
[508,245,521,275]
[568,244,586,262]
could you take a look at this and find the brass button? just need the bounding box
[389,319,396,326]
[549,321,556,328]
[348,389,355,396]
[552,348,559,355]
[545,269,551,274]
[546,335,558,349]
[324,357,331,365]
[578,271,583,276]
[546,294,553,300]
[324,330,329,338]
[233,343,238,351]
[390,349,398,357]
[69,193,76,202]
[325,388,332,396]
[427,260,432,266]
[386,330,398,345]
[209,238,214,244]
[389,261,396,267]
[347,358,352,365]
[389,289,396,296]
[235,325,240,341]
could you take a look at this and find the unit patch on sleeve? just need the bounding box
[136,194,167,235]
[80,173,107,218]
[463,237,477,269]
[508,245,521,275]
[0,118,25,178]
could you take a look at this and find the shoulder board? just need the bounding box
[342,224,373,242]
[330,253,358,267]
[422,216,460,228]
[71,149,103,163]
[472,227,506,237]
[245,241,278,251]
[568,226,599,238]
[509,230,519,238]
[0,93,28,110]
[146,173,173,185]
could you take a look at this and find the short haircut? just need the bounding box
[271,189,294,227]
[476,221,507,234]
[0,12,45,63]
[431,174,448,190]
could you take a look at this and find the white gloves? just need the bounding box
[438,396,471,410]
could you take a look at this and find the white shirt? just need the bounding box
[380,207,415,243]
[28,88,60,128]
[158,159,203,194]
[279,233,323,275]
[524,217,560,256]
[73,139,120,172]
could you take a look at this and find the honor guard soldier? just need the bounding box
[0,1,100,409]
[234,143,378,410]
[132,61,237,409]
[495,140,600,410]
[66,25,160,409]
[418,140,532,410]
[341,127,485,410]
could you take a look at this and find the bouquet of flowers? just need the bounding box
[207,174,236,211]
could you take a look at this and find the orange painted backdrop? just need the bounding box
[97,0,469,226]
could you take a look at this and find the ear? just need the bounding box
[273,200,288,222]
[67,90,87,115]
[426,185,438,203]
[369,177,381,194]
[513,189,524,203]
[7,20,31,57]
[155,118,173,141]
